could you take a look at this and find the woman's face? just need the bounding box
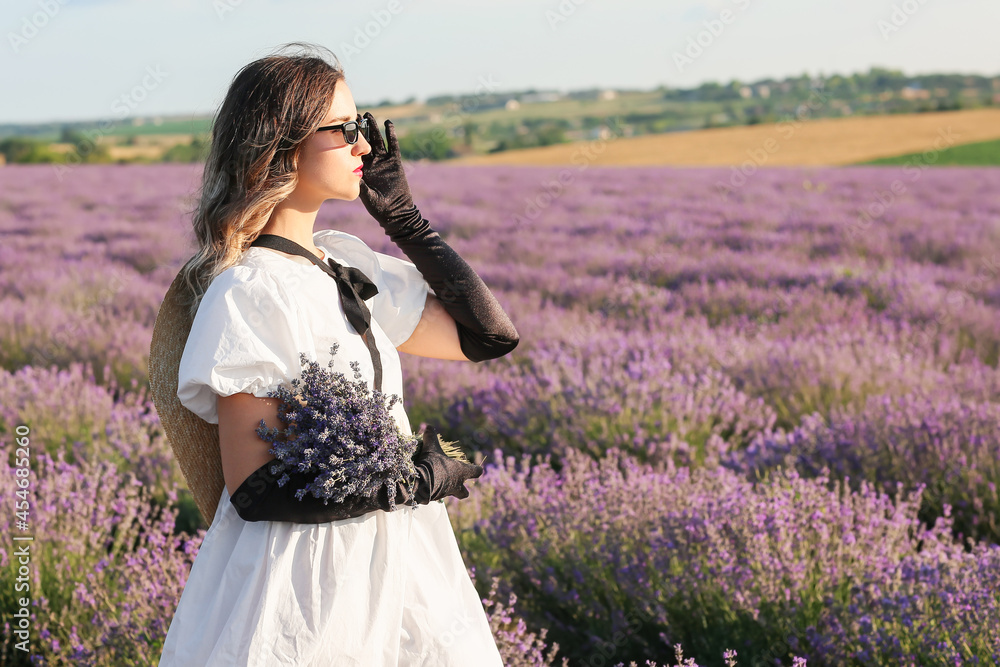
[293,81,371,204]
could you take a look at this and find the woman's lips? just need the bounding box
[353,166,363,177]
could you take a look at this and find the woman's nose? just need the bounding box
[354,134,371,156]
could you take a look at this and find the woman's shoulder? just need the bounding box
[314,228,374,257]
[202,259,289,310]
[314,228,367,247]
[314,228,382,274]
[208,260,272,289]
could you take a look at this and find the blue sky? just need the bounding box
[0,0,997,124]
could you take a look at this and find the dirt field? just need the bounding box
[446,108,1000,167]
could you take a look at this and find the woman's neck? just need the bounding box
[261,197,323,257]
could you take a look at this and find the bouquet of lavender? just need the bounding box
[254,343,471,511]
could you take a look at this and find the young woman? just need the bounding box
[156,42,518,666]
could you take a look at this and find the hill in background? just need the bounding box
[447,108,1000,167]
[0,66,997,167]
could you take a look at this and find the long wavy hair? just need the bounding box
[178,42,345,320]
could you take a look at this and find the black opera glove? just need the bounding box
[358,112,520,363]
[407,423,485,503]
[230,424,484,523]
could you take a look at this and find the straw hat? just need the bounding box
[148,263,225,527]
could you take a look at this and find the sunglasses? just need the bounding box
[315,115,370,145]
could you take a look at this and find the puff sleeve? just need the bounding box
[367,249,431,349]
[176,267,300,425]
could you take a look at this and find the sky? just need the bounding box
[0,0,998,125]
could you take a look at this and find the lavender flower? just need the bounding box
[254,343,421,510]
[4,162,1000,663]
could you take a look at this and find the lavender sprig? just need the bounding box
[254,343,421,510]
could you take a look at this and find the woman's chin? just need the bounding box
[325,184,361,202]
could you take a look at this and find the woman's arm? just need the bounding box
[359,113,519,363]
[395,293,470,361]
[218,392,285,498]
[218,391,484,523]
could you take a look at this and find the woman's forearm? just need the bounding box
[230,459,417,523]
[383,208,519,362]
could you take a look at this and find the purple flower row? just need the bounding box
[450,446,999,665]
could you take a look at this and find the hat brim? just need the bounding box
[149,265,225,528]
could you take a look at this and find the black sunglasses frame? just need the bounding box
[315,115,370,144]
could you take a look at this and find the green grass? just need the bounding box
[855,138,1000,166]
[103,117,213,137]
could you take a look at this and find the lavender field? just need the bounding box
[1,162,999,666]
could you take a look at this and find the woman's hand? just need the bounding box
[411,424,484,502]
[358,112,419,230]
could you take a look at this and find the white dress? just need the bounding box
[158,229,503,667]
